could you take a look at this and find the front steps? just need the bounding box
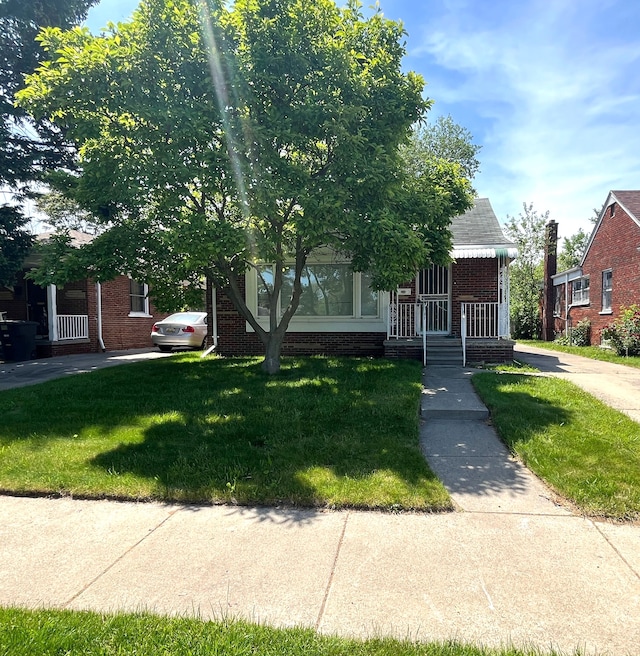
[426,337,463,366]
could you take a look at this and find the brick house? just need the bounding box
[213,198,517,364]
[552,190,640,345]
[0,231,167,358]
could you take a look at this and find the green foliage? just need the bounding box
[0,0,97,192]
[602,305,640,356]
[557,227,589,272]
[554,318,590,347]
[504,202,548,339]
[17,0,473,372]
[401,114,481,184]
[0,205,32,286]
[0,608,564,656]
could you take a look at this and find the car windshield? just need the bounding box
[166,313,205,324]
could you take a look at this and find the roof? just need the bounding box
[581,190,640,266]
[450,198,517,259]
[36,230,95,247]
[610,190,640,226]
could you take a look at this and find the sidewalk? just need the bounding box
[514,343,640,424]
[1,361,640,653]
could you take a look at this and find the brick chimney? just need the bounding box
[542,219,558,341]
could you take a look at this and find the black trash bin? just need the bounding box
[0,321,38,361]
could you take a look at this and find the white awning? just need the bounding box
[451,247,518,259]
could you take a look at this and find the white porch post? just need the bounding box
[497,255,511,338]
[47,284,58,342]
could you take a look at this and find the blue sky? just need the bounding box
[84,0,640,241]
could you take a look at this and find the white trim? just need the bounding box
[129,278,150,316]
[47,284,58,342]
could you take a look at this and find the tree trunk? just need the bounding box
[262,333,283,374]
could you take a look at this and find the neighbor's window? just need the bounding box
[571,276,590,305]
[601,269,612,312]
[256,264,378,318]
[554,286,562,317]
[129,279,149,315]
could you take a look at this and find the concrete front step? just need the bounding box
[426,337,463,366]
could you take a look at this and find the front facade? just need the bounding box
[214,198,517,364]
[0,232,167,358]
[553,190,640,345]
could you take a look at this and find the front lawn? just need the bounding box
[473,372,640,520]
[0,355,451,511]
[518,340,640,369]
[0,608,571,656]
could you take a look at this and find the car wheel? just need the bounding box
[158,345,172,353]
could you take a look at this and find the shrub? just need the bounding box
[554,318,590,347]
[602,305,640,356]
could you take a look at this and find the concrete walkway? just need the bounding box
[0,348,171,392]
[1,349,640,653]
[514,343,640,424]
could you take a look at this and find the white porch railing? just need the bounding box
[462,302,499,338]
[57,314,89,340]
[387,302,418,339]
[461,302,508,366]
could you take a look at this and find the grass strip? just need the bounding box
[473,372,640,520]
[0,355,451,511]
[0,607,573,656]
[518,340,640,369]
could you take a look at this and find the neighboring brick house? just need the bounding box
[552,190,640,345]
[0,231,167,358]
[214,198,517,364]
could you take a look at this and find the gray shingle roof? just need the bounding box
[451,198,514,247]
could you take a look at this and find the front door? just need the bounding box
[417,265,450,334]
[26,279,49,338]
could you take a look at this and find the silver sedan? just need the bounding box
[151,312,208,352]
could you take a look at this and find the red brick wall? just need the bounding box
[572,205,640,344]
[99,277,169,351]
[451,259,498,337]
[215,282,385,356]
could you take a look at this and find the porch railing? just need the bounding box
[462,302,499,338]
[461,302,501,366]
[387,302,418,339]
[57,314,89,340]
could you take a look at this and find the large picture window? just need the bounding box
[255,263,379,319]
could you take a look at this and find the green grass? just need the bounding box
[518,340,640,369]
[0,608,574,656]
[0,354,451,511]
[472,372,640,520]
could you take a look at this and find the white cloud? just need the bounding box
[403,0,640,239]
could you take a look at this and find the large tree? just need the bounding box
[0,0,97,285]
[504,202,548,339]
[401,114,481,184]
[557,227,589,272]
[18,0,473,373]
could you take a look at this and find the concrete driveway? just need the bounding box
[0,348,172,392]
[514,343,640,423]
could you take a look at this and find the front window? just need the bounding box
[602,270,612,312]
[256,263,378,319]
[571,276,590,305]
[129,279,149,315]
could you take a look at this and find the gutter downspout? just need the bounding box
[96,282,106,352]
